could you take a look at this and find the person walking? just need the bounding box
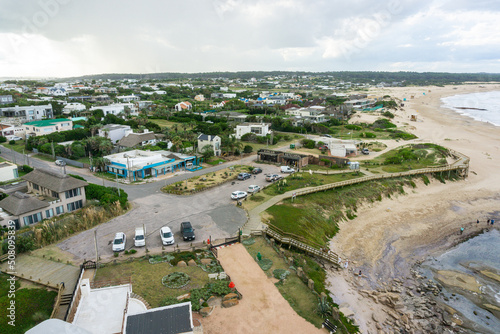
[477,219,480,224]
[460,227,464,235]
[492,219,495,226]
[487,219,490,225]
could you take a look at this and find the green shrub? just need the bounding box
[22,165,34,173]
[273,269,290,280]
[422,175,430,185]
[0,136,6,143]
[130,249,137,254]
[257,258,273,271]
[8,140,15,145]
[243,145,253,153]
[382,111,395,118]
[362,132,376,138]
[114,252,119,257]
[345,124,362,130]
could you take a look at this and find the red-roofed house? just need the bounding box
[174,101,192,111]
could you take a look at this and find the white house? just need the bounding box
[0,162,19,182]
[194,94,205,101]
[197,134,221,156]
[63,102,86,114]
[0,104,53,120]
[0,123,25,138]
[234,122,272,139]
[49,87,68,96]
[117,94,140,102]
[174,101,192,111]
[0,95,14,105]
[98,124,133,144]
[90,103,136,116]
[24,118,73,137]
[222,93,237,99]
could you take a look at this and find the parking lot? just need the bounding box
[57,163,282,260]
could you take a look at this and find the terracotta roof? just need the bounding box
[22,169,88,193]
[0,192,49,216]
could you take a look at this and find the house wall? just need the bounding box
[197,137,221,156]
[235,124,270,139]
[25,120,73,137]
[0,104,53,120]
[0,163,18,182]
[99,126,132,144]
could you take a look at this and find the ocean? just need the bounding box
[441,91,500,126]
[420,229,500,334]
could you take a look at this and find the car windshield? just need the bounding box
[135,235,144,240]
[113,238,123,244]
[163,232,172,238]
[183,227,193,233]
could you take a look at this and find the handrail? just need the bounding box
[50,284,65,319]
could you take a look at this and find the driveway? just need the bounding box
[57,163,282,261]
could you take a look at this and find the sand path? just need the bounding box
[200,243,323,334]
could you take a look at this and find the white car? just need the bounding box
[134,227,146,247]
[55,160,66,166]
[8,136,22,141]
[248,185,261,193]
[160,226,175,246]
[231,191,247,200]
[112,232,126,252]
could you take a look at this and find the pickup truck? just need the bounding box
[280,166,295,173]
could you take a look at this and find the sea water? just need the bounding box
[441,91,500,126]
[421,229,500,334]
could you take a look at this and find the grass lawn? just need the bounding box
[265,176,417,246]
[149,119,183,129]
[243,237,325,328]
[263,172,364,197]
[32,154,55,163]
[94,256,212,308]
[0,273,57,334]
[205,158,226,166]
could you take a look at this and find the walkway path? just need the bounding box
[0,253,80,292]
[200,243,322,334]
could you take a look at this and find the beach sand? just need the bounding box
[326,84,500,333]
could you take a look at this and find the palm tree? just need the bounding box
[171,136,183,152]
[93,157,110,172]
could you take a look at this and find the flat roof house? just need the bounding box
[98,124,133,144]
[234,122,271,139]
[104,150,200,181]
[0,104,53,120]
[0,169,88,229]
[0,162,19,182]
[24,118,73,137]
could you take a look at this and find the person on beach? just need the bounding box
[492,219,495,225]
[460,227,464,234]
[487,219,490,225]
[358,270,362,277]
[477,219,479,224]
[344,260,349,269]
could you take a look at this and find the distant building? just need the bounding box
[0,95,14,105]
[174,101,192,111]
[117,94,140,102]
[117,130,161,149]
[63,102,86,114]
[89,103,135,116]
[0,104,53,121]
[194,94,205,101]
[0,123,25,139]
[24,118,73,137]
[197,134,221,156]
[234,123,272,139]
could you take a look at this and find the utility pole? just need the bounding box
[127,156,132,183]
[115,172,121,196]
[11,148,16,164]
[94,229,99,262]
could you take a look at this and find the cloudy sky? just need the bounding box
[0,0,499,78]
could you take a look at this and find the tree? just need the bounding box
[243,145,253,154]
[170,136,183,152]
[93,157,110,172]
[200,144,214,160]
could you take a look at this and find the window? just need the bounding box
[56,206,64,214]
[23,212,42,226]
[65,188,81,199]
[32,183,39,191]
[45,208,54,218]
[51,191,59,198]
[67,200,83,212]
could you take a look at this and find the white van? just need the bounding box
[280,166,295,173]
[134,227,146,247]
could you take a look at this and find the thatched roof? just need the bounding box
[0,192,49,216]
[22,169,88,193]
[117,132,157,148]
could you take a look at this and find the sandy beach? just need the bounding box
[326,84,500,333]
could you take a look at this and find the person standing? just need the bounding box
[477,219,480,224]
[487,219,490,225]
[492,219,495,226]
[460,227,464,235]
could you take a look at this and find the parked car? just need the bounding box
[7,136,22,141]
[134,227,146,247]
[265,174,281,182]
[321,134,332,138]
[280,166,295,173]
[160,226,175,246]
[112,232,126,252]
[237,172,251,180]
[55,160,66,166]
[231,190,248,200]
[251,168,263,174]
[180,222,195,241]
[248,185,261,193]
[361,148,370,155]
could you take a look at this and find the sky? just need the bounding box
[0,0,499,78]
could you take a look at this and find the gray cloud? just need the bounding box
[0,0,499,77]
